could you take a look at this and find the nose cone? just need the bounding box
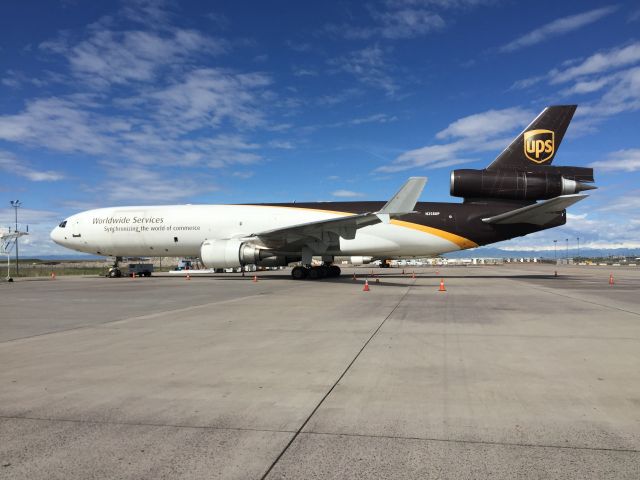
[50,226,63,245]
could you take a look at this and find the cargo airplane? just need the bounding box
[51,105,595,279]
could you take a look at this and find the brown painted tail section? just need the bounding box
[487,105,577,170]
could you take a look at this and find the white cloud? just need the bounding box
[550,41,640,84]
[377,107,533,173]
[331,189,365,198]
[232,171,255,179]
[40,1,226,90]
[328,46,397,95]
[42,28,224,88]
[316,88,363,106]
[512,42,640,128]
[500,6,617,53]
[371,9,445,39]
[435,107,532,139]
[267,140,295,149]
[577,66,640,117]
[328,0,496,40]
[589,148,640,172]
[350,113,398,125]
[99,162,217,202]
[0,97,116,155]
[0,151,65,182]
[292,68,318,77]
[146,68,272,132]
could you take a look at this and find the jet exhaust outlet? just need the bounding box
[450,168,595,201]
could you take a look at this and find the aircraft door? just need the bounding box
[71,217,81,238]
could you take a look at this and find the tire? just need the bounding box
[329,265,341,277]
[308,267,320,280]
[291,266,308,280]
[108,269,121,278]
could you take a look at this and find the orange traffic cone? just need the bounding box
[253,275,258,282]
[609,273,614,286]
[50,272,56,280]
[186,272,191,281]
[132,272,136,279]
[438,279,446,292]
[412,271,416,279]
[363,280,370,292]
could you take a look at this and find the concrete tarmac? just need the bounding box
[1,265,639,479]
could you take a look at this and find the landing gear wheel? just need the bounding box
[307,267,320,280]
[329,265,341,277]
[291,266,308,280]
[318,266,329,279]
[108,268,122,278]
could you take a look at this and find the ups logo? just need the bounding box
[524,129,555,163]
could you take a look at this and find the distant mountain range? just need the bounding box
[444,247,640,259]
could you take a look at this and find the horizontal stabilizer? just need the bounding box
[378,177,427,215]
[482,194,587,225]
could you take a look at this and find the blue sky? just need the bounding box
[1,0,639,255]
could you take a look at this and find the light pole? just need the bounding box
[577,237,580,261]
[553,240,557,263]
[566,238,569,261]
[10,200,21,276]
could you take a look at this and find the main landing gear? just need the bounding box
[291,264,341,280]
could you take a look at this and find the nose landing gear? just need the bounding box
[106,256,123,278]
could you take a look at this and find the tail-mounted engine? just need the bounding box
[450,166,595,201]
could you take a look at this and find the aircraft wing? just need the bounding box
[481,194,587,225]
[252,177,427,250]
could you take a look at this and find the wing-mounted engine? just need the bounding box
[200,238,291,268]
[450,166,595,202]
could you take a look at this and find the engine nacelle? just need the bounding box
[200,239,275,268]
[350,256,373,265]
[450,168,595,201]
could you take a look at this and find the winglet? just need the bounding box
[377,177,427,223]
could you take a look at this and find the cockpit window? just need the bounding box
[59,220,67,228]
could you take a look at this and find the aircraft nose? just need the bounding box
[50,226,62,245]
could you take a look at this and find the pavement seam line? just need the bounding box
[511,280,640,317]
[259,282,415,480]
[0,284,307,345]
[300,430,640,454]
[0,414,295,435]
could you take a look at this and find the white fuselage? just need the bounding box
[50,204,467,258]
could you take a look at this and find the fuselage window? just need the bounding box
[59,220,67,228]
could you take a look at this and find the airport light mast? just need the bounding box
[553,240,557,263]
[577,237,580,261]
[566,238,569,261]
[10,200,21,276]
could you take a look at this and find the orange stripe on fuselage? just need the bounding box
[246,205,478,250]
[390,219,478,249]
